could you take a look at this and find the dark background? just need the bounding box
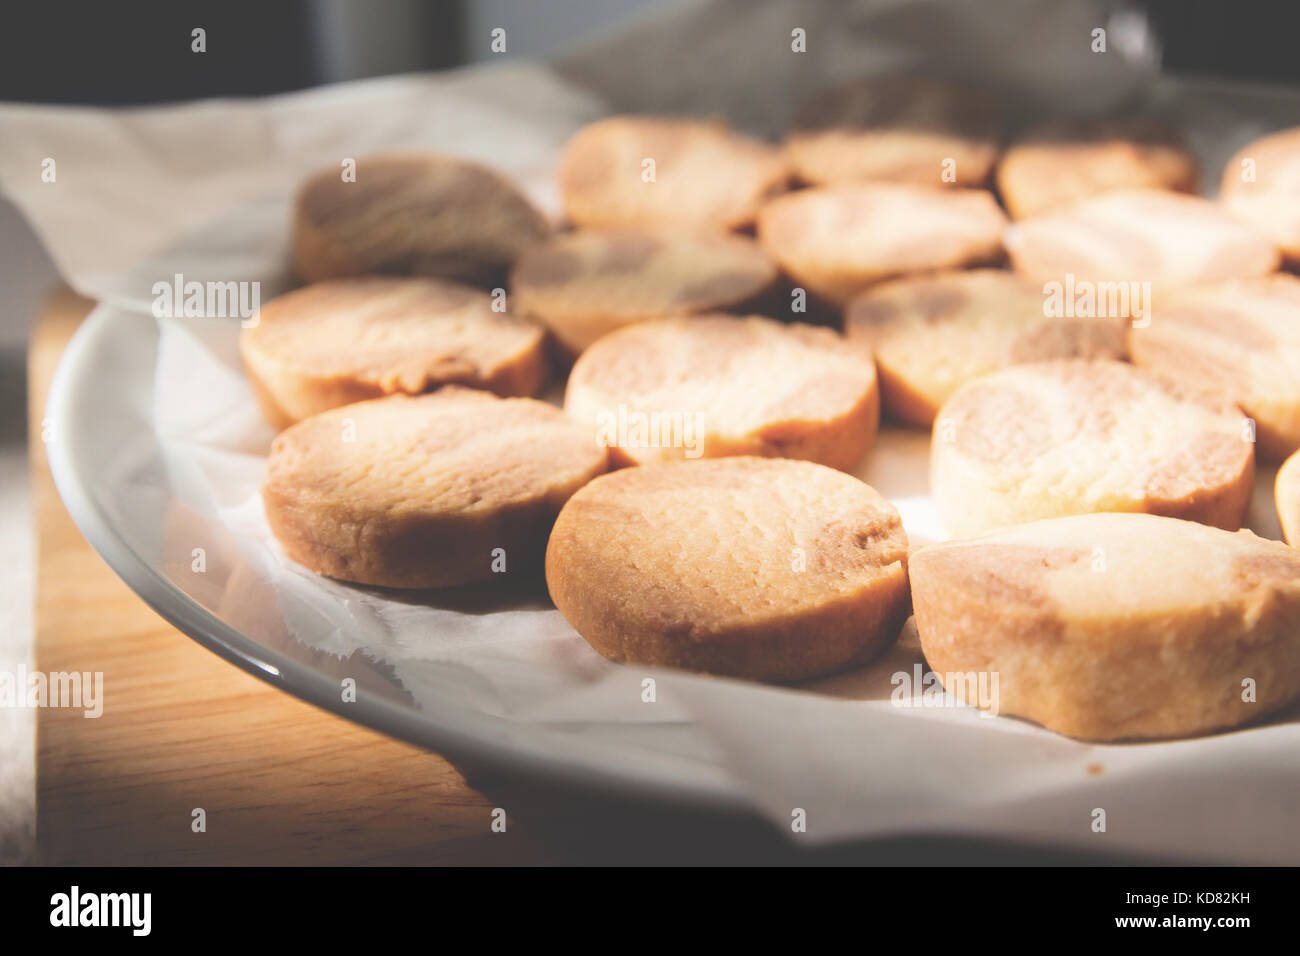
[0,0,1297,106]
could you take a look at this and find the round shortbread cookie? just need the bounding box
[757,183,1007,306]
[557,116,788,232]
[996,118,1198,219]
[784,75,1001,187]
[911,512,1300,740]
[546,457,910,682]
[1128,274,1300,462]
[565,314,879,470]
[291,152,549,287]
[1278,450,1300,546]
[846,269,1126,426]
[1006,188,1280,287]
[931,359,1254,538]
[1220,125,1300,265]
[241,277,547,429]
[263,388,608,589]
[509,228,777,355]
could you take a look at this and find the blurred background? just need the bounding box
[4,0,1297,108]
[1,0,1297,350]
[0,0,678,351]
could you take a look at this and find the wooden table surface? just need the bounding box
[31,288,1124,867]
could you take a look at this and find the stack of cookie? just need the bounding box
[244,75,1300,741]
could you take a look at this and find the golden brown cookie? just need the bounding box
[291,152,549,287]
[546,457,910,682]
[1007,188,1280,287]
[1220,125,1300,266]
[784,74,1001,187]
[509,228,777,355]
[241,277,547,429]
[996,118,1198,219]
[911,512,1300,740]
[1128,274,1300,462]
[1278,450,1300,546]
[565,314,878,470]
[931,359,1254,538]
[557,116,788,232]
[263,388,608,588]
[757,183,1007,306]
[846,269,1126,426]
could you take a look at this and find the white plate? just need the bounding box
[43,63,1300,858]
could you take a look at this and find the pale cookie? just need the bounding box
[997,118,1198,219]
[757,183,1007,306]
[1278,450,1300,546]
[291,152,549,287]
[1220,125,1300,266]
[1128,274,1300,462]
[911,512,1300,740]
[509,228,777,355]
[546,457,910,682]
[784,75,1001,188]
[565,314,879,470]
[241,277,547,429]
[263,388,608,588]
[846,269,1126,426]
[557,116,788,232]
[931,359,1254,538]
[1007,188,1279,287]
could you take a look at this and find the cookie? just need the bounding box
[509,228,777,355]
[931,359,1254,538]
[1220,125,1300,265]
[262,388,608,588]
[241,277,547,429]
[1278,449,1300,546]
[1128,274,1300,462]
[911,512,1300,740]
[996,118,1198,219]
[846,269,1126,426]
[757,183,1007,306]
[565,314,879,470]
[1006,188,1280,287]
[546,457,910,682]
[557,116,788,232]
[784,75,1001,187]
[291,152,549,287]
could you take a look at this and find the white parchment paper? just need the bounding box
[5,0,1300,862]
